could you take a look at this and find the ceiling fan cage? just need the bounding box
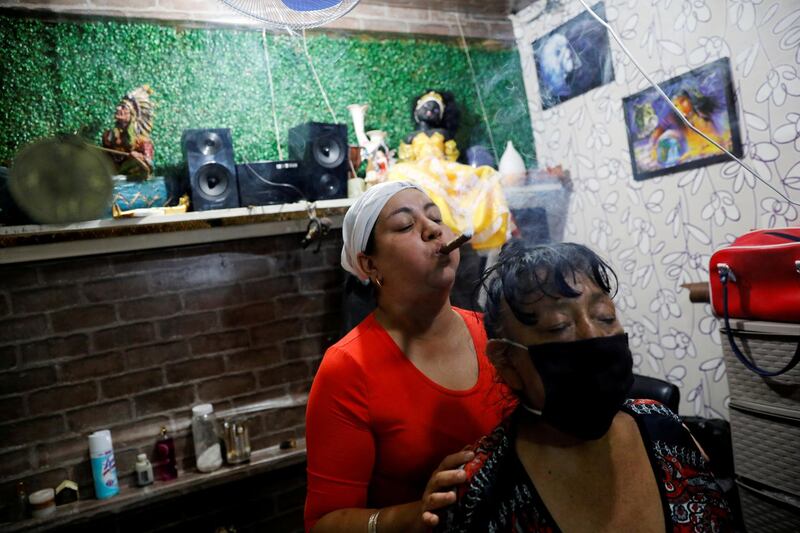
[218,0,361,30]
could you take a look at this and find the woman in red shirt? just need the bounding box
[304,182,510,532]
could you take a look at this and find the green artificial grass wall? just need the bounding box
[0,14,535,175]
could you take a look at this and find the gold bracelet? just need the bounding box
[367,510,380,533]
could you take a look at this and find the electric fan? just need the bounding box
[218,0,360,30]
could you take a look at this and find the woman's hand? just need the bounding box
[420,449,475,528]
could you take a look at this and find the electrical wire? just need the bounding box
[299,28,358,180]
[576,0,799,207]
[301,28,339,123]
[456,13,499,162]
[261,29,284,160]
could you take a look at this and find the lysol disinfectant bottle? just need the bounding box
[88,429,120,499]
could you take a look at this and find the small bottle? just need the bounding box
[14,481,27,522]
[223,417,251,465]
[135,453,154,486]
[88,429,120,499]
[192,404,222,473]
[153,426,178,481]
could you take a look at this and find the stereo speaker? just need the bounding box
[236,160,304,206]
[287,122,348,201]
[182,128,239,211]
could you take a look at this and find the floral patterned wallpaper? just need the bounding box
[512,0,800,419]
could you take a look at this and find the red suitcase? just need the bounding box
[710,227,800,323]
[709,227,800,377]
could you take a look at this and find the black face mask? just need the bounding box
[507,334,633,440]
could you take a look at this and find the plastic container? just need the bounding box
[135,453,154,486]
[191,403,222,473]
[28,488,55,519]
[88,429,119,500]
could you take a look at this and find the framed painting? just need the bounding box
[622,57,743,181]
[532,2,614,110]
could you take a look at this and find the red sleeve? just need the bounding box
[304,345,374,531]
[456,308,488,351]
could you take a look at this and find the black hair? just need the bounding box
[478,240,618,339]
[677,88,717,121]
[411,89,460,139]
[364,227,377,256]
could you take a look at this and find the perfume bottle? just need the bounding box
[153,426,178,481]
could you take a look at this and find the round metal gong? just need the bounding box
[9,135,114,224]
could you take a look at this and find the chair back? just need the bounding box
[630,374,680,414]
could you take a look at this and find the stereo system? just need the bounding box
[183,128,239,211]
[183,123,349,211]
[236,160,303,206]
[288,122,349,201]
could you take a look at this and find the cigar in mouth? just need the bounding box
[439,231,473,254]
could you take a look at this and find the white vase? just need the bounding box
[498,140,527,186]
[347,104,370,150]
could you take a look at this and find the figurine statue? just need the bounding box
[101,85,155,180]
[397,90,460,163]
[364,134,392,187]
[387,90,510,251]
[347,103,394,186]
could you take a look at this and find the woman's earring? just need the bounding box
[373,276,383,288]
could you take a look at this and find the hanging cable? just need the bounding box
[298,28,358,180]
[575,0,799,207]
[456,13,499,162]
[301,28,339,123]
[261,29,284,160]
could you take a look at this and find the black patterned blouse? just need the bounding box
[437,399,732,533]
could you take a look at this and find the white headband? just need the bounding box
[340,181,423,282]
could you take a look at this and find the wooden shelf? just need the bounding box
[2,440,307,533]
[0,199,353,264]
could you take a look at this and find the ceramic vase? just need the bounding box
[498,140,526,186]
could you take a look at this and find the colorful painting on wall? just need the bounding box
[531,2,614,110]
[622,58,743,181]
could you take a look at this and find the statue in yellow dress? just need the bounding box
[388,90,510,250]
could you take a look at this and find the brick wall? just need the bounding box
[0,231,344,523]
[0,0,514,40]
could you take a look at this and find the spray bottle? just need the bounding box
[88,429,119,499]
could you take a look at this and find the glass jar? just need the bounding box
[191,403,222,473]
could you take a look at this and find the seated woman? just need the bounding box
[437,241,732,532]
[304,181,512,532]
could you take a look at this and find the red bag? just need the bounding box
[709,227,800,324]
[709,228,800,377]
